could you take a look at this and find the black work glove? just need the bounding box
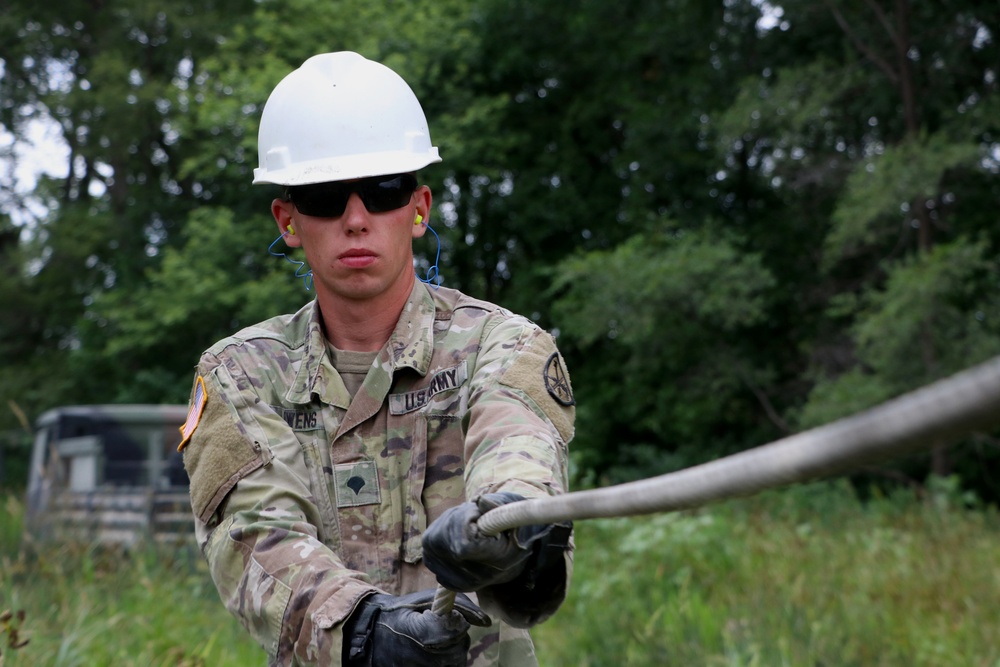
[342,588,490,667]
[421,492,569,593]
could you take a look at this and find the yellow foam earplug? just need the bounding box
[287,225,295,235]
[414,214,423,226]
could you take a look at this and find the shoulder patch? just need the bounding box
[498,332,576,442]
[543,352,575,406]
[178,376,207,451]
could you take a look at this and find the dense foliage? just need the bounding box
[2,1,999,497]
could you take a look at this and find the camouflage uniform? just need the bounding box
[181,281,575,666]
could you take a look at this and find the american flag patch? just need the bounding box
[177,376,207,451]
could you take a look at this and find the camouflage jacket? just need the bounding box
[181,282,575,666]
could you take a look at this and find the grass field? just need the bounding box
[2,480,999,666]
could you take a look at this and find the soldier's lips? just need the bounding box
[338,249,377,268]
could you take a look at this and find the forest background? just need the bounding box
[2,0,1000,501]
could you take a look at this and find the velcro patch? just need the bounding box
[183,370,267,523]
[543,352,575,406]
[389,363,468,415]
[270,405,324,431]
[178,376,207,451]
[333,461,381,507]
[498,333,575,443]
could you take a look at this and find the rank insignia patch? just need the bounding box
[333,460,381,507]
[544,352,575,406]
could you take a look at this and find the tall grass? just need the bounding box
[533,479,1000,666]
[2,480,999,666]
[0,495,259,666]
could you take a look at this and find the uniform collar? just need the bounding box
[387,281,437,377]
[285,282,437,406]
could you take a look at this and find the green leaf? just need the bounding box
[825,135,980,263]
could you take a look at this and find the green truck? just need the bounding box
[25,404,193,547]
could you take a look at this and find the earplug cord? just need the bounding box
[268,233,314,291]
[417,222,442,287]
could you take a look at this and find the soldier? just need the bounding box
[179,52,575,667]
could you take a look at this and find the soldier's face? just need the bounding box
[273,185,430,303]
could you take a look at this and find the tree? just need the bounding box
[0,0,253,427]
[3,0,999,499]
[714,0,1000,488]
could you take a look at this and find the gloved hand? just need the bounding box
[421,492,565,592]
[342,588,491,667]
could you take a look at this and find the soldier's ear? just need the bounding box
[273,199,301,247]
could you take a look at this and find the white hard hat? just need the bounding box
[253,52,441,186]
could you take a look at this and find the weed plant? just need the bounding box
[2,479,999,666]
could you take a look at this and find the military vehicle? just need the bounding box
[25,404,193,547]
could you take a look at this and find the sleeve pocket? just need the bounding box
[184,369,268,523]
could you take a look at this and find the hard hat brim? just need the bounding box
[253,149,441,186]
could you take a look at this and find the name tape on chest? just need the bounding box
[389,363,468,415]
[270,405,324,431]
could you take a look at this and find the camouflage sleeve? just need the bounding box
[462,314,576,624]
[183,353,376,666]
[464,315,574,499]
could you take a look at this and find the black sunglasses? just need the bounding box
[285,173,418,218]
